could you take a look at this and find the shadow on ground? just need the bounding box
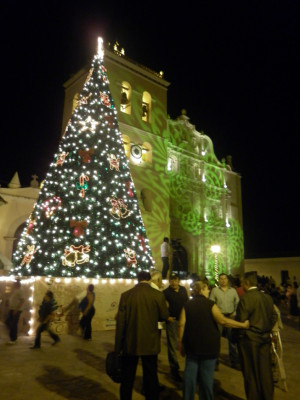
[36,365,117,400]
[214,379,245,400]
[73,348,104,372]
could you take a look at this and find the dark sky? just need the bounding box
[1,1,299,259]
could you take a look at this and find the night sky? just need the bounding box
[1,1,299,259]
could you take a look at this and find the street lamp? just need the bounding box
[211,245,221,286]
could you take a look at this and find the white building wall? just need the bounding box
[244,257,300,286]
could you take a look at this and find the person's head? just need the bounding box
[45,290,54,302]
[150,270,163,289]
[191,280,210,298]
[169,273,179,290]
[87,284,94,292]
[163,237,169,243]
[242,271,258,291]
[219,273,229,288]
[137,270,151,282]
[234,277,241,287]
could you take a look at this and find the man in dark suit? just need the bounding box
[236,271,277,400]
[115,270,170,400]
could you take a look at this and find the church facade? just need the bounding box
[0,44,243,281]
[61,44,244,281]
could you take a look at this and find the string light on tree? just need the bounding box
[211,245,221,286]
[11,37,154,278]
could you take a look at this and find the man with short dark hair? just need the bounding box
[210,273,240,368]
[163,272,189,381]
[236,271,277,400]
[115,270,169,400]
[161,237,170,279]
[30,290,60,349]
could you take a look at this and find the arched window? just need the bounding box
[120,81,131,114]
[142,91,151,122]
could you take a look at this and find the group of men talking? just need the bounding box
[114,266,277,400]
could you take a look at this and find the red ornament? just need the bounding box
[137,234,146,252]
[104,115,114,127]
[70,220,88,237]
[126,181,134,197]
[78,148,94,163]
[26,217,37,234]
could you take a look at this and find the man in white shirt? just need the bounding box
[6,280,25,344]
[160,237,170,279]
[210,273,240,368]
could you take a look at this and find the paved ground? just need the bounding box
[0,313,299,400]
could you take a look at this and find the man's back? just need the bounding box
[115,283,169,355]
[237,289,275,342]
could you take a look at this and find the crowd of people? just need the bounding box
[3,261,298,400]
[114,268,287,400]
[3,280,96,348]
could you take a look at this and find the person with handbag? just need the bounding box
[115,271,169,400]
[30,290,60,349]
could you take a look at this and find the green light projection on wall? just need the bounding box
[66,57,244,283]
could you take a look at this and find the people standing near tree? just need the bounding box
[30,290,60,349]
[161,237,170,279]
[209,273,240,369]
[115,270,169,400]
[178,280,249,400]
[163,272,189,382]
[79,284,95,340]
[235,271,277,400]
[5,280,25,344]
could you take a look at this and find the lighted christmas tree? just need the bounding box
[12,38,154,278]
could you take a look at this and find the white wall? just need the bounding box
[244,257,300,286]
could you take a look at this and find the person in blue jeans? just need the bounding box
[178,280,249,400]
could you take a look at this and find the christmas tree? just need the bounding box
[12,38,154,278]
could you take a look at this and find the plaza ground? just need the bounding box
[0,312,299,400]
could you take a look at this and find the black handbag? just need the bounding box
[105,351,122,383]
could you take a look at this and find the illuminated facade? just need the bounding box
[62,44,244,281]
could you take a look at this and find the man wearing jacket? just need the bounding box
[236,271,277,400]
[115,271,169,400]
